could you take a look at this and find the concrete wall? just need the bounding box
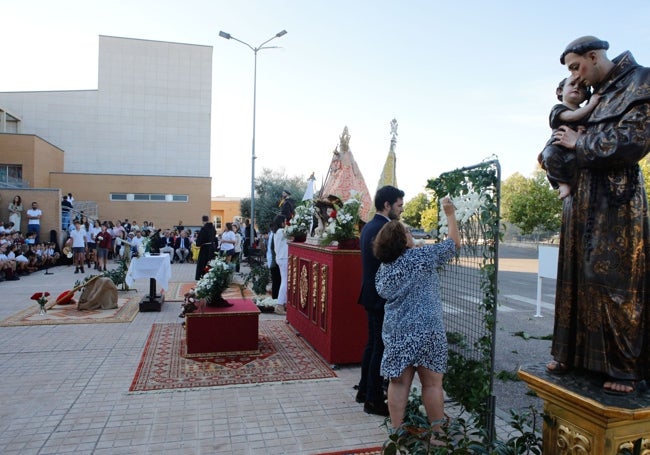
[0,36,212,179]
[0,134,64,187]
[0,188,61,241]
[210,198,242,232]
[49,173,211,230]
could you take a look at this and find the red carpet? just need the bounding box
[164,282,255,301]
[129,320,337,392]
[0,295,140,326]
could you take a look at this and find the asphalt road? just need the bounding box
[492,243,556,414]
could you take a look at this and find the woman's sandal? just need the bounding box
[546,361,571,375]
[603,379,636,396]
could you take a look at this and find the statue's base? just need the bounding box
[519,364,650,454]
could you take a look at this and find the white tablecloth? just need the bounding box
[125,254,172,291]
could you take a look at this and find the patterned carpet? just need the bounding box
[164,282,255,301]
[129,320,337,392]
[0,295,141,326]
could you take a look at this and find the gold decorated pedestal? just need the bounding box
[286,242,366,365]
[519,364,650,454]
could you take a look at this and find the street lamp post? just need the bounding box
[218,29,287,248]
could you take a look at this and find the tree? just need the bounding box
[640,156,650,202]
[402,192,431,228]
[500,172,528,221]
[503,170,562,235]
[240,168,307,234]
[420,207,439,233]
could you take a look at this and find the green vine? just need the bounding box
[427,159,501,423]
[242,263,271,296]
[104,257,129,290]
[382,388,543,454]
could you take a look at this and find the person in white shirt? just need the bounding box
[219,223,237,263]
[26,201,42,243]
[129,230,144,255]
[232,223,243,272]
[66,220,87,274]
[0,243,19,280]
[88,220,101,270]
[272,215,289,314]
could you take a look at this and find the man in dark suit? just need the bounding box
[174,230,191,263]
[279,189,295,221]
[357,185,405,416]
[158,229,175,263]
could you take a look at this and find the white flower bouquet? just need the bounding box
[320,192,362,246]
[285,203,314,239]
[195,257,234,306]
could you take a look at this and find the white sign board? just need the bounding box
[536,245,559,317]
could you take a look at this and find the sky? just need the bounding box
[2,0,650,202]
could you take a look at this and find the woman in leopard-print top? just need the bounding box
[373,196,459,433]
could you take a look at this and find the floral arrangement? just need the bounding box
[31,291,50,315]
[253,296,278,313]
[179,289,200,318]
[284,203,314,238]
[194,257,234,307]
[320,192,362,245]
[135,236,152,258]
[438,189,488,250]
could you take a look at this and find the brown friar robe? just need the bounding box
[551,51,650,381]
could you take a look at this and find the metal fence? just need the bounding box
[429,159,500,440]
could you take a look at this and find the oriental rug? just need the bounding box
[313,448,382,455]
[0,295,140,327]
[129,320,337,392]
[164,281,255,302]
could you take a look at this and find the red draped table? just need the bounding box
[287,242,367,364]
[185,298,260,356]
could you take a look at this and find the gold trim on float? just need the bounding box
[291,256,297,301]
[312,262,318,310]
[320,264,328,331]
[299,263,309,309]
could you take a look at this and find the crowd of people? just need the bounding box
[1,192,255,282]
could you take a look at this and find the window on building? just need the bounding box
[0,164,23,185]
[110,193,188,202]
[214,216,222,231]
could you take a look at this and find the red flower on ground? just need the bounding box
[30,292,51,301]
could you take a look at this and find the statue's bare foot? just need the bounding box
[603,379,636,395]
[546,360,570,375]
[558,183,571,199]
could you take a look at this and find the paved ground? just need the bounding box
[493,244,554,413]
[0,245,550,454]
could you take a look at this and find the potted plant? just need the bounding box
[242,263,275,312]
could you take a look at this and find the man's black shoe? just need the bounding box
[356,390,387,404]
[364,401,389,417]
